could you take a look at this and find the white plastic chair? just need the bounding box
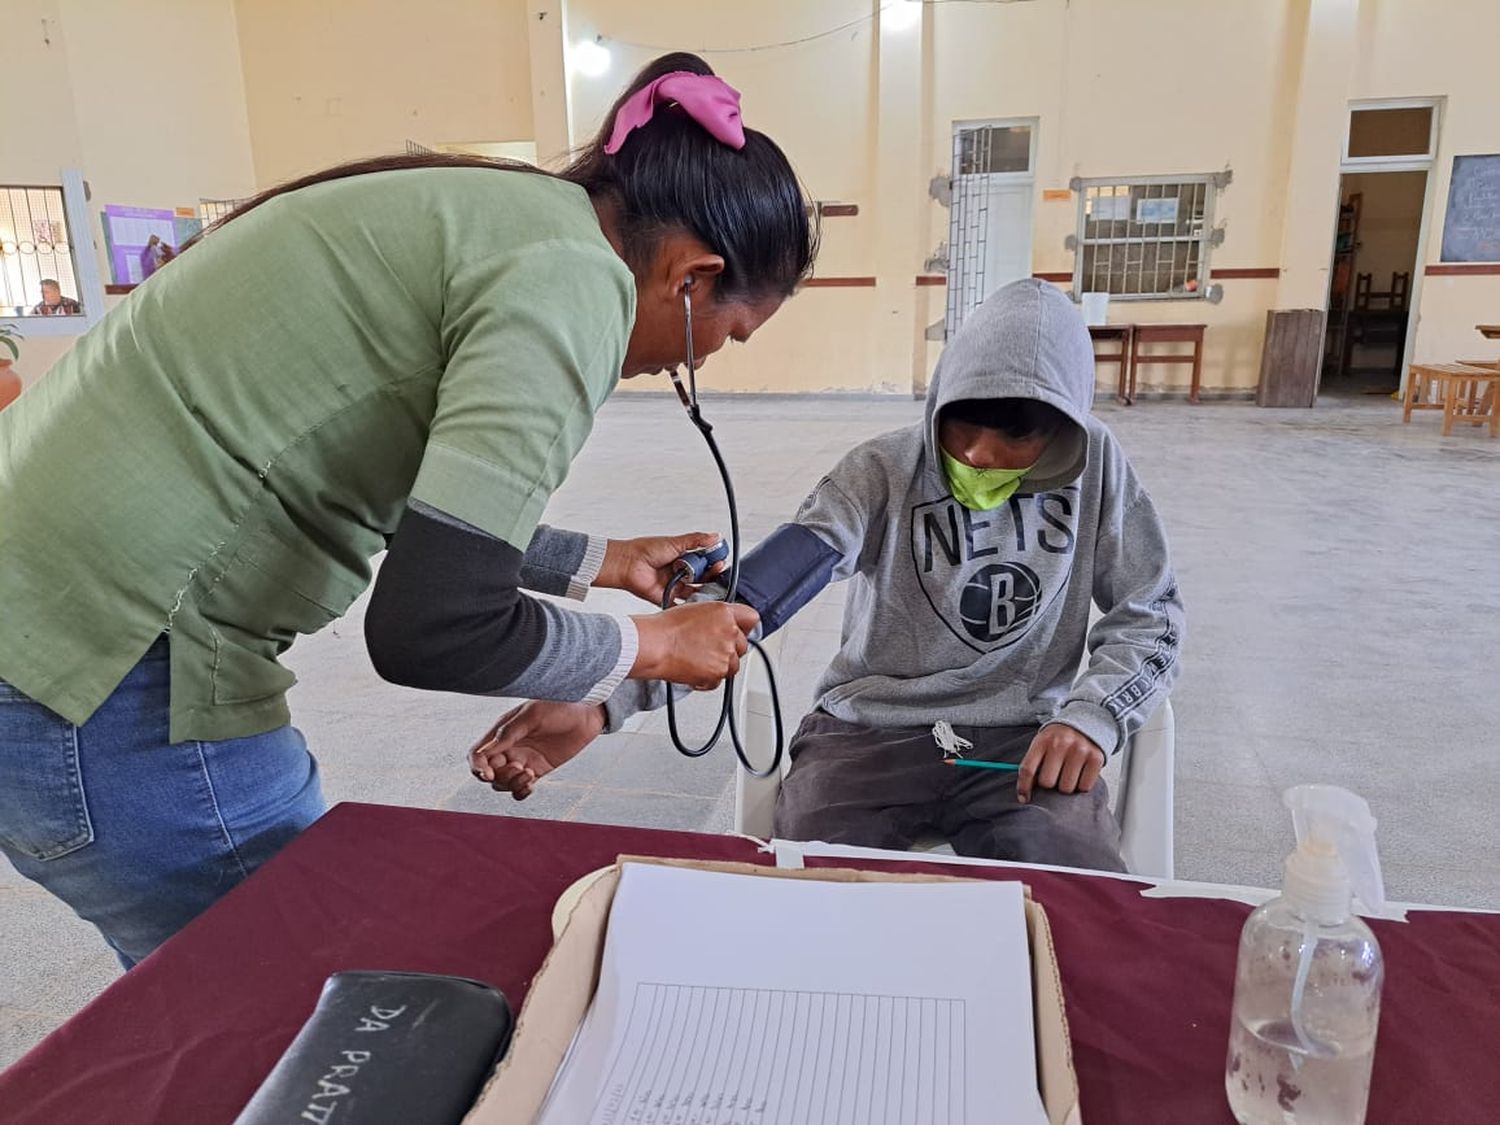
[733,630,1176,879]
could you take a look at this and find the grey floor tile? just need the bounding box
[703,797,735,836]
[0,1007,59,1073]
[1254,736,1413,798]
[0,888,116,1016]
[1381,861,1500,912]
[1175,737,1274,787]
[595,733,738,800]
[1174,780,1295,861]
[441,778,591,822]
[319,765,466,812]
[1177,848,1287,892]
[569,788,722,834]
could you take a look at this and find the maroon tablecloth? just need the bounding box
[1,803,1496,1122]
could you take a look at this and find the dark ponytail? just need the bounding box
[188,53,816,302]
[562,52,816,301]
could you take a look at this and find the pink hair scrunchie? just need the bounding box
[603,72,746,155]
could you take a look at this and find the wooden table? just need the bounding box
[4,804,1498,1124]
[1404,362,1500,437]
[1131,322,1207,403]
[1088,324,1135,404]
[1477,324,1500,340]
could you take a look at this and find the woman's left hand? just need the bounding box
[596,532,725,605]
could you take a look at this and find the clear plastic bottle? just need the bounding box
[1225,786,1385,1125]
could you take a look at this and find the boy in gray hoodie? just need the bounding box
[474,279,1184,871]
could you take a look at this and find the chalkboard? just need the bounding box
[1440,154,1500,262]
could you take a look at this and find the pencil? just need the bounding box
[942,758,1021,772]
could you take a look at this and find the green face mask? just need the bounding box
[941,447,1032,511]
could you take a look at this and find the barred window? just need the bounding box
[198,197,248,226]
[1071,174,1222,300]
[1,185,83,317]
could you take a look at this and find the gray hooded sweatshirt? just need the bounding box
[607,279,1184,755]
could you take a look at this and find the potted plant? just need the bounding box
[1,324,23,411]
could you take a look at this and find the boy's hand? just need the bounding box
[1017,724,1105,803]
[469,701,607,800]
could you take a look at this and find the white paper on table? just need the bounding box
[537,863,1046,1125]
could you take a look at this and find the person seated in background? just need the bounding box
[473,279,1184,872]
[31,279,81,316]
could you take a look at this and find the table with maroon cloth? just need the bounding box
[2,803,1497,1123]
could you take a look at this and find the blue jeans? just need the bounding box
[0,639,325,968]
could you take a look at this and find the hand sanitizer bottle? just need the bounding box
[1226,785,1385,1124]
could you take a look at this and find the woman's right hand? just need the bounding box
[630,601,759,689]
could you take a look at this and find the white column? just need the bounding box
[872,0,929,394]
[1273,0,1361,311]
[528,0,574,168]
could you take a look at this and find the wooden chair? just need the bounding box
[1389,271,1411,311]
[1347,272,1411,380]
[1353,272,1373,310]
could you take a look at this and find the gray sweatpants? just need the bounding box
[773,711,1126,873]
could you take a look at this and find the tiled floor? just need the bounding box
[4,390,1498,1070]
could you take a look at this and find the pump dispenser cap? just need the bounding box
[1284,785,1385,921]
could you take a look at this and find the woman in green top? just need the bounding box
[0,53,814,966]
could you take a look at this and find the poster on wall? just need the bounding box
[100,205,203,284]
[1089,195,1131,222]
[1136,197,1180,225]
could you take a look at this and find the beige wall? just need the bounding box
[566,0,879,393]
[565,0,1324,396]
[0,1,255,216]
[1353,0,1500,368]
[583,0,1499,395]
[1,2,85,182]
[235,0,535,185]
[9,0,1500,391]
[61,0,256,209]
[1,0,256,387]
[922,0,1306,394]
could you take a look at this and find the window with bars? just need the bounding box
[1071,175,1219,300]
[1,185,83,317]
[198,197,248,226]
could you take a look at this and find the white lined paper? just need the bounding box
[537,864,1046,1125]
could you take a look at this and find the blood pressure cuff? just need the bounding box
[728,523,842,637]
[233,971,513,1125]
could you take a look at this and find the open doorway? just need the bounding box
[1320,102,1439,400]
[1322,171,1426,395]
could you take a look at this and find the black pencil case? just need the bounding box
[233,970,513,1125]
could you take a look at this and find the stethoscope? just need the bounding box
[659,281,786,779]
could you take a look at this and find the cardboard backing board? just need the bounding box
[466,856,1081,1125]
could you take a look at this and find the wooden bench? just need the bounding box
[1403,363,1500,437]
[1088,324,1135,404]
[1131,323,1206,404]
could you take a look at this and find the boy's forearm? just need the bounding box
[1068,576,1184,752]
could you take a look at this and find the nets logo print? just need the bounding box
[958,561,1041,645]
[909,492,1074,653]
